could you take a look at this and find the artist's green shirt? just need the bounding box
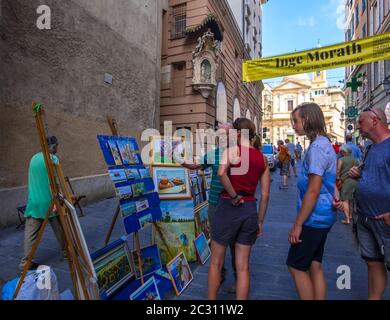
[201,148,224,206]
[25,152,59,219]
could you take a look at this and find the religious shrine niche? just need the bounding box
[192,29,221,99]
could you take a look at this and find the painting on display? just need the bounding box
[193,232,211,265]
[92,240,134,299]
[152,167,191,200]
[194,204,210,241]
[166,252,193,296]
[98,135,142,167]
[129,276,161,301]
[190,172,208,210]
[150,136,186,166]
[154,200,196,264]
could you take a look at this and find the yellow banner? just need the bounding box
[243,32,390,82]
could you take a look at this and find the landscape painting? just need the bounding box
[154,200,196,264]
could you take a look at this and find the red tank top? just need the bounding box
[221,145,266,201]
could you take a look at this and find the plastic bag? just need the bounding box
[15,266,60,300]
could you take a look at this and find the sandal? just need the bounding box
[341,220,350,225]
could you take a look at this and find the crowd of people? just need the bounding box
[202,103,389,300]
[20,103,389,301]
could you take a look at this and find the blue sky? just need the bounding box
[262,0,346,87]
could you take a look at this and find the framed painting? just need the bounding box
[194,204,210,241]
[92,240,134,298]
[129,276,161,300]
[152,167,191,199]
[150,136,186,166]
[166,252,193,296]
[193,232,211,265]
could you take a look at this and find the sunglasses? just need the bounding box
[362,107,384,122]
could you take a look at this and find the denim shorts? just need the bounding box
[357,214,390,271]
[211,198,258,247]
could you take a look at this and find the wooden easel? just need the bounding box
[103,118,174,283]
[13,103,98,300]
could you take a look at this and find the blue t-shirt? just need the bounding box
[355,137,390,218]
[297,136,337,228]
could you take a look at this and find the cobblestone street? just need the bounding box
[1,163,389,300]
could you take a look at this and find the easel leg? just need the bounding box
[13,201,54,300]
[134,232,144,285]
[104,204,120,246]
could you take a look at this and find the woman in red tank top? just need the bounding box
[208,118,271,300]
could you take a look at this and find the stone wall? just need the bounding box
[0,0,168,228]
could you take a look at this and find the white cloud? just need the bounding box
[297,16,316,27]
[321,0,346,30]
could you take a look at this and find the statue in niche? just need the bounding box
[201,60,211,82]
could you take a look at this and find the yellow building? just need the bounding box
[262,71,345,150]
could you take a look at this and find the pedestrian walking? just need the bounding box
[348,107,390,300]
[208,118,270,300]
[336,145,359,225]
[277,140,290,189]
[295,142,303,160]
[286,103,342,300]
[343,134,362,161]
[19,136,66,271]
[285,139,298,177]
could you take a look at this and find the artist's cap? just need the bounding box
[47,136,58,146]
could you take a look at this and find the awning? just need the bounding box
[186,14,224,41]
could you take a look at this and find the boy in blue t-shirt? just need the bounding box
[286,103,342,300]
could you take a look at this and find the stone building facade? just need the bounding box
[344,0,390,130]
[160,0,264,143]
[262,72,345,150]
[0,0,168,228]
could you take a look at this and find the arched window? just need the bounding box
[245,109,251,120]
[216,82,227,124]
[233,98,241,122]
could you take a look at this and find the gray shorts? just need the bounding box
[280,162,289,176]
[357,214,390,271]
[211,198,258,247]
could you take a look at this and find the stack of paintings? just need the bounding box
[190,171,209,211]
[91,238,167,300]
[97,135,162,234]
[166,252,193,296]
